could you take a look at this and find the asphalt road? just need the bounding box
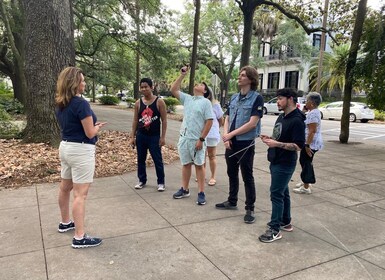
[91,104,182,146]
[92,104,385,146]
[262,114,385,145]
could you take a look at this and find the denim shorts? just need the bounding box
[178,137,206,166]
[59,141,96,184]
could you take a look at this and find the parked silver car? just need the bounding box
[319,101,374,122]
[263,97,306,115]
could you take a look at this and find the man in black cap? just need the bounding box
[259,88,305,243]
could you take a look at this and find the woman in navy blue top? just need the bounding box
[55,67,106,248]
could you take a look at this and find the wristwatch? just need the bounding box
[199,137,205,142]
[305,144,310,148]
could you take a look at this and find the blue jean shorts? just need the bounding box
[178,137,206,166]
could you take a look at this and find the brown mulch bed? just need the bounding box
[0,130,180,189]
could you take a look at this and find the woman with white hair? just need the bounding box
[293,92,323,194]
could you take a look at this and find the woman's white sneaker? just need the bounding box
[293,185,312,194]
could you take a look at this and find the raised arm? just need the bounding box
[170,66,189,100]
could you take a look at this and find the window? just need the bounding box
[285,71,299,89]
[258,74,263,91]
[313,34,326,51]
[313,34,321,50]
[268,72,280,89]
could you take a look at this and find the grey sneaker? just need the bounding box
[196,192,206,205]
[244,210,255,224]
[157,184,165,192]
[135,182,145,189]
[173,187,190,199]
[293,185,312,194]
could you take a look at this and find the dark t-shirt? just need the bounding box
[56,96,97,144]
[267,108,306,165]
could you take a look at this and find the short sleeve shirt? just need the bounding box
[179,92,213,140]
[207,103,223,141]
[305,108,323,150]
[56,96,97,144]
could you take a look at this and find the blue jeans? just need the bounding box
[269,163,296,231]
[136,133,165,184]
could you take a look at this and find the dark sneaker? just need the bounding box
[259,228,282,243]
[135,182,145,189]
[196,192,206,205]
[58,221,75,233]
[244,210,255,224]
[173,187,190,199]
[72,234,102,249]
[215,201,238,210]
[281,223,293,232]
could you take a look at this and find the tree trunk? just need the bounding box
[339,0,367,143]
[10,71,26,104]
[134,0,140,99]
[189,0,201,95]
[22,0,75,146]
[0,0,27,105]
[239,0,259,68]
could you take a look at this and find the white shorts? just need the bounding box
[59,141,96,184]
[177,137,206,166]
[206,137,219,147]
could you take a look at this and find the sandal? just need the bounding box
[208,179,216,186]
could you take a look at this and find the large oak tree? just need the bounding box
[21,0,75,145]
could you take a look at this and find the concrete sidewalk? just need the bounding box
[1,139,385,279]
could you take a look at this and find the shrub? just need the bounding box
[0,121,23,139]
[126,97,136,108]
[0,97,24,114]
[98,95,120,105]
[0,107,11,121]
[163,97,180,113]
[374,110,385,121]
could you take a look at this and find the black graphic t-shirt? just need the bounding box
[138,97,161,136]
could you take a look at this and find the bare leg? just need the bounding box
[304,183,310,189]
[58,179,73,223]
[182,164,192,189]
[72,183,90,238]
[207,146,217,181]
[195,164,205,193]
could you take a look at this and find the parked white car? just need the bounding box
[263,97,306,115]
[319,101,374,123]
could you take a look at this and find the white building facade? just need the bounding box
[257,32,332,95]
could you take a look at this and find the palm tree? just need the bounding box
[308,43,350,94]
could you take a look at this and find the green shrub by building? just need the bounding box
[98,95,120,105]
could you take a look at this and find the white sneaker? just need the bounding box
[293,185,312,194]
[135,182,145,189]
[296,182,304,187]
[157,184,165,192]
